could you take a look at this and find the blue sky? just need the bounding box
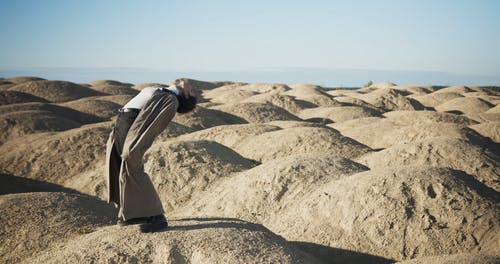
[0,0,499,85]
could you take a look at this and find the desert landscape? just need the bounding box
[0,76,499,263]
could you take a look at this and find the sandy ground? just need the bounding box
[0,77,499,263]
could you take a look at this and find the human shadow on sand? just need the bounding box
[167,217,394,264]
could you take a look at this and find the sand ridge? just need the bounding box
[1,77,499,263]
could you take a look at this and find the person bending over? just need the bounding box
[105,80,196,233]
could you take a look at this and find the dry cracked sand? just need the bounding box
[0,77,499,263]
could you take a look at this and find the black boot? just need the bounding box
[139,215,168,233]
[117,216,150,226]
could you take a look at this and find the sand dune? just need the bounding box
[0,90,48,105]
[5,76,46,84]
[8,80,104,102]
[0,192,116,263]
[1,77,499,263]
[354,88,425,111]
[144,139,256,211]
[409,92,464,108]
[391,85,436,95]
[298,106,383,123]
[87,80,138,95]
[382,110,478,125]
[334,118,481,149]
[470,121,500,142]
[435,97,494,115]
[211,102,301,123]
[172,105,247,130]
[27,218,318,264]
[271,166,499,260]
[433,85,479,94]
[202,84,258,104]
[0,110,82,145]
[59,96,123,119]
[175,154,370,222]
[355,137,500,191]
[242,93,317,113]
[0,121,111,185]
[233,126,371,162]
[176,123,281,148]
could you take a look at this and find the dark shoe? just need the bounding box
[139,215,168,233]
[117,216,150,226]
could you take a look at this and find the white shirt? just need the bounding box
[123,86,179,109]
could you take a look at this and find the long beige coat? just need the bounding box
[105,90,178,220]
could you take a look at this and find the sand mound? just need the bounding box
[409,92,464,108]
[328,116,383,132]
[87,80,138,95]
[5,76,46,84]
[357,82,396,93]
[233,126,371,162]
[202,84,259,104]
[265,120,322,129]
[61,161,108,199]
[154,121,197,142]
[8,80,104,103]
[0,102,103,124]
[27,218,317,264]
[471,112,500,123]
[3,77,499,262]
[486,104,500,114]
[396,253,500,264]
[232,83,290,93]
[177,123,281,149]
[462,93,500,105]
[370,81,397,89]
[288,83,321,90]
[143,140,256,211]
[356,137,500,191]
[278,84,344,107]
[59,97,122,119]
[357,88,425,111]
[0,121,112,186]
[176,154,369,222]
[0,110,82,145]
[0,192,116,263]
[391,85,435,95]
[0,90,48,105]
[383,110,478,126]
[212,102,301,123]
[469,122,500,142]
[172,106,247,130]
[435,97,493,115]
[337,118,482,149]
[242,93,317,113]
[434,85,478,94]
[330,95,382,110]
[273,166,499,260]
[179,162,499,260]
[299,106,383,123]
[286,92,341,107]
[325,89,359,97]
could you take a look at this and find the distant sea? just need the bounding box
[1,67,499,88]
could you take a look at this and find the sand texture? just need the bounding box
[1,77,499,263]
